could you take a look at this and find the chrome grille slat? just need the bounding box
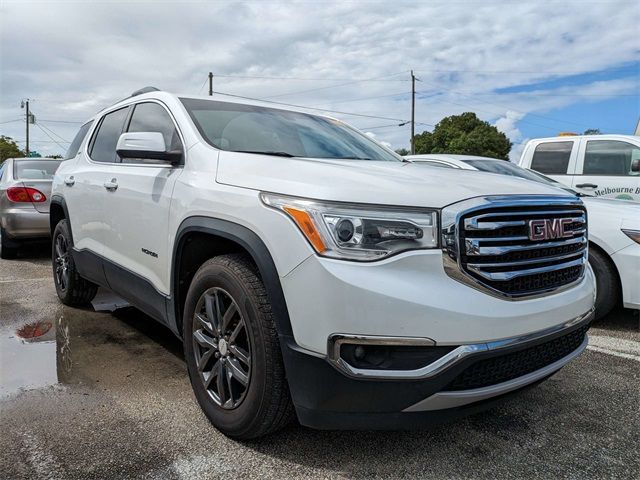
[465,236,587,256]
[468,256,586,281]
[443,198,588,298]
[466,251,586,268]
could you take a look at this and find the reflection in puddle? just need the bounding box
[0,314,72,398]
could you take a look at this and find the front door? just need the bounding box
[573,139,640,201]
[100,101,183,318]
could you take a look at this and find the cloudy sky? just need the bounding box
[1,0,638,159]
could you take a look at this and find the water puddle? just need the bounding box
[0,316,70,398]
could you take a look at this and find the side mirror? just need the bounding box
[116,132,182,164]
[631,158,640,173]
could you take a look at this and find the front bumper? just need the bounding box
[282,309,592,429]
[1,207,50,239]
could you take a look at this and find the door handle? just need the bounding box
[64,176,75,186]
[576,183,598,189]
[103,178,118,191]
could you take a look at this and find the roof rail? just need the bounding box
[131,86,160,97]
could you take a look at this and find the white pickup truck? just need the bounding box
[519,135,640,202]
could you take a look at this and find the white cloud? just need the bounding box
[0,0,638,156]
[494,111,528,162]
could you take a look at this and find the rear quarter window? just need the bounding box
[65,121,94,159]
[530,141,573,174]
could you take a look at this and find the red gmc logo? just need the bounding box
[528,218,574,241]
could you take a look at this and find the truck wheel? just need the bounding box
[52,219,98,306]
[588,247,620,321]
[183,253,294,439]
[0,227,19,259]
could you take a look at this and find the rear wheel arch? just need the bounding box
[50,196,72,241]
[171,216,293,340]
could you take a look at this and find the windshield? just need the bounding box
[463,159,580,195]
[180,98,400,161]
[13,160,61,180]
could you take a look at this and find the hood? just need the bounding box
[216,152,576,208]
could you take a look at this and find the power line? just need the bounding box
[309,91,410,107]
[38,122,70,143]
[0,118,23,125]
[37,119,84,124]
[213,91,412,123]
[34,123,70,150]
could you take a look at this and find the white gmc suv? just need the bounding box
[51,88,595,439]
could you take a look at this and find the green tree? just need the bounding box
[0,135,25,163]
[413,112,512,160]
[583,129,601,135]
[395,148,409,156]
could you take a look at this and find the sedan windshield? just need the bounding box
[463,159,580,195]
[13,160,62,180]
[180,98,400,162]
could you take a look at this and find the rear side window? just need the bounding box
[90,107,129,163]
[65,121,94,159]
[13,160,62,179]
[530,141,573,174]
[583,140,640,176]
[127,102,181,153]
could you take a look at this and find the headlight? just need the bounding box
[261,192,438,261]
[622,229,640,245]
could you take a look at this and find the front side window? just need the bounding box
[530,141,573,174]
[127,102,182,155]
[13,160,62,179]
[65,121,94,159]
[180,98,400,162]
[90,107,129,163]
[583,140,640,176]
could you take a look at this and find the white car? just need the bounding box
[518,135,640,202]
[50,88,595,438]
[408,154,640,319]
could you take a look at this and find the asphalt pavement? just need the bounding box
[1,245,639,479]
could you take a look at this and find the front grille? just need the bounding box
[445,324,589,391]
[458,204,587,297]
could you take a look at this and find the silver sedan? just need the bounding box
[0,157,62,258]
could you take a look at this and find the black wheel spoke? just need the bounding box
[192,287,251,410]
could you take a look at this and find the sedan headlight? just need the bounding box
[261,193,438,261]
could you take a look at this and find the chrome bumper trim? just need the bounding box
[327,308,593,380]
[403,335,588,412]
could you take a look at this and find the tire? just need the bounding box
[0,227,19,259]
[183,253,294,439]
[588,247,620,321]
[52,219,98,306]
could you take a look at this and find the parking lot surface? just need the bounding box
[1,247,639,479]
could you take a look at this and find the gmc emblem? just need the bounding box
[528,218,574,241]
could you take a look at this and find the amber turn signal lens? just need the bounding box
[283,206,327,253]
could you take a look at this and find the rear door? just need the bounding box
[528,140,579,189]
[64,107,130,256]
[573,138,640,201]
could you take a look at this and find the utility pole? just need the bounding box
[410,70,416,155]
[21,99,30,156]
[208,72,213,96]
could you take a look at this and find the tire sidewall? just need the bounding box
[183,261,269,436]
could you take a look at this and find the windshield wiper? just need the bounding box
[333,156,373,160]
[233,150,297,157]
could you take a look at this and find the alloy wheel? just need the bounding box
[54,234,70,291]
[192,287,251,409]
